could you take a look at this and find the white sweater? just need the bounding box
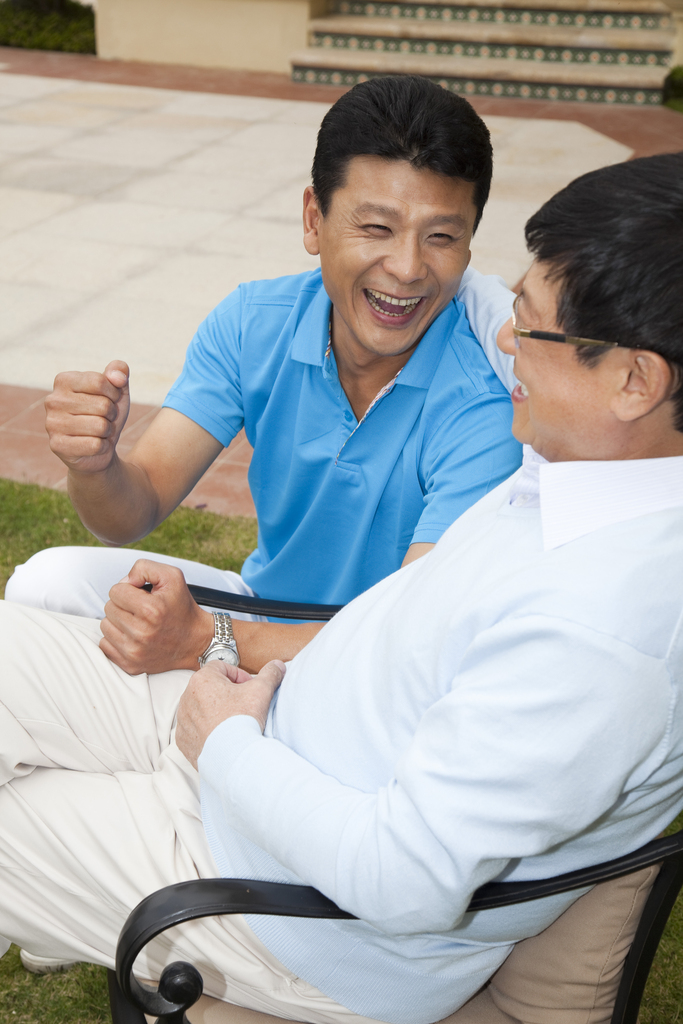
[200,462,683,1024]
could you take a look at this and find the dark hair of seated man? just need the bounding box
[525,151,683,430]
[311,75,493,230]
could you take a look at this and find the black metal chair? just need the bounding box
[106,586,681,1024]
[109,829,683,1024]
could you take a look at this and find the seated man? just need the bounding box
[6,76,520,677]
[1,152,682,1024]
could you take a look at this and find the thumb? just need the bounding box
[104,360,130,391]
[125,559,183,590]
[257,659,287,692]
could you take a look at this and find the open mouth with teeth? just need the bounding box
[365,288,424,319]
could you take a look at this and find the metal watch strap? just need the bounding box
[199,611,240,667]
[213,611,235,647]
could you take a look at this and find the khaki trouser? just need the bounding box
[0,601,382,1024]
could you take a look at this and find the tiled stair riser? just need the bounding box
[291,65,662,102]
[333,1,671,31]
[292,0,673,104]
[312,31,670,65]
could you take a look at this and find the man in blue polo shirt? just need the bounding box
[163,268,515,606]
[8,76,520,679]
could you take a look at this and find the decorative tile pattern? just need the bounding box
[334,1,671,31]
[292,64,663,104]
[312,31,671,66]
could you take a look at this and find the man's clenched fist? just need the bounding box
[46,359,130,474]
[100,560,214,676]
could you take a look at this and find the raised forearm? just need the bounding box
[67,454,161,546]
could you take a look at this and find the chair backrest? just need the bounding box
[612,837,683,1024]
[469,828,683,1024]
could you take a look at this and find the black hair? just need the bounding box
[311,76,492,231]
[525,152,683,432]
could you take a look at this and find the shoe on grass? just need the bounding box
[19,948,78,974]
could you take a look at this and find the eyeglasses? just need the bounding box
[511,293,619,349]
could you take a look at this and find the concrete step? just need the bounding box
[309,33,670,70]
[333,0,671,14]
[310,18,673,68]
[310,15,674,50]
[291,44,666,103]
[293,41,665,83]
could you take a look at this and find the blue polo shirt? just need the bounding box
[163,269,521,605]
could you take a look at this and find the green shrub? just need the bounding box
[9,0,69,12]
[663,64,683,112]
[0,0,95,53]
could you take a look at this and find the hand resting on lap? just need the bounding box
[176,659,286,769]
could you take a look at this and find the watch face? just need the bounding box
[207,647,239,667]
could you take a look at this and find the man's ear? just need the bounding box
[303,186,322,257]
[612,350,675,423]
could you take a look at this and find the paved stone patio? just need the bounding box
[0,48,681,515]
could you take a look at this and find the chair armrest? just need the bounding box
[115,833,683,1022]
[115,879,355,1021]
[187,585,343,622]
[469,830,683,910]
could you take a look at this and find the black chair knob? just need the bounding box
[158,961,203,1010]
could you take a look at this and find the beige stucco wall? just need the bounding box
[96,0,327,74]
[668,2,683,65]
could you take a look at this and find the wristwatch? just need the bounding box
[199,612,240,668]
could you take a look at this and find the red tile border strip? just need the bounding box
[0,383,255,517]
[1,45,683,156]
[0,384,66,489]
[0,46,347,103]
[469,96,683,158]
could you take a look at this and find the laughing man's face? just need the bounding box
[303,155,477,365]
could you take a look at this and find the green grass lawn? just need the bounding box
[0,477,257,595]
[0,477,681,1022]
[0,945,110,1024]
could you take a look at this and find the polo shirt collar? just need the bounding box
[290,275,456,390]
[396,302,457,389]
[512,446,683,550]
[290,276,330,367]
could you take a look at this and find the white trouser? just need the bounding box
[0,601,377,1024]
[5,546,263,621]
